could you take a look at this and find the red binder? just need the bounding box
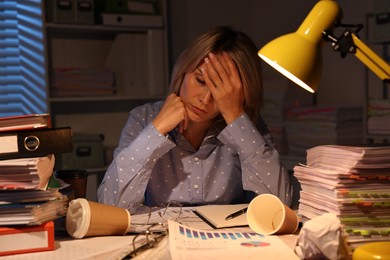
[0,221,55,256]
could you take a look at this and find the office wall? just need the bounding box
[168,0,375,107]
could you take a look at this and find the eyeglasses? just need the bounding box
[130,201,183,231]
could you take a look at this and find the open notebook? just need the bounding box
[194,204,249,229]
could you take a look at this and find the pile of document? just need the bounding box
[262,78,313,154]
[285,106,363,156]
[293,145,390,250]
[0,114,71,226]
[367,98,390,135]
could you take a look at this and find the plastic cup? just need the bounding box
[247,194,299,235]
[66,198,131,238]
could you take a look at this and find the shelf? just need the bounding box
[50,96,161,114]
[49,95,165,103]
[45,22,162,35]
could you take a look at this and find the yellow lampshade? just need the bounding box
[258,0,340,93]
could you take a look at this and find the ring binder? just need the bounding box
[0,127,73,160]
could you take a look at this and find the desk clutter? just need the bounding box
[2,114,388,259]
[0,114,74,256]
[293,144,390,257]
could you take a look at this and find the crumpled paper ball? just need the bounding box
[295,213,350,259]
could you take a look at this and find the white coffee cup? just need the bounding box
[247,194,299,235]
[66,198,131,239]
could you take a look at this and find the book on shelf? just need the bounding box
[194,204,249,229]
[0,127,73,160]
[0,221,55,256]
[50,68,116,97]
[0,114,51,132]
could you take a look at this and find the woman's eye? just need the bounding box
[196,77,206,86]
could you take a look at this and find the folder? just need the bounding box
[0,127,73,160]
[0,221,55,256]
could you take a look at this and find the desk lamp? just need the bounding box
[258,0,390,93]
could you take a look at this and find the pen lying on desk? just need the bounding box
[225,207,248,221]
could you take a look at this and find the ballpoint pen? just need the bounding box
[225,207,248,221]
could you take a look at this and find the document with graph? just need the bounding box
[168,220,299,259]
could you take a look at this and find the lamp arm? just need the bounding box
[323,30,390,83]
[351,33,390,82]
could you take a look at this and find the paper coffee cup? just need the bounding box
[247,194,299,235]
[66,198,131,238]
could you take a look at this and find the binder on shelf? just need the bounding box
[0,221,55,256]
[0,127,73,160]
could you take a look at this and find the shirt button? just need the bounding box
[194,157,199,162]
[194,184,199,189]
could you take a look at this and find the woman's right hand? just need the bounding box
[152,93,188,135]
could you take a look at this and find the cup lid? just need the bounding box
[66,198,91,238]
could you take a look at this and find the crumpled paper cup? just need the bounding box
[247,194,299,235]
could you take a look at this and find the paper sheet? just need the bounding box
[168,220,299,260]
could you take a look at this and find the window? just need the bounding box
[0,0,47,117]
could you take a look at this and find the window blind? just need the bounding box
[0,0,47,117]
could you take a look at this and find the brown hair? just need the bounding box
[169,26,263,124]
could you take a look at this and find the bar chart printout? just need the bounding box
[168,220,299,260]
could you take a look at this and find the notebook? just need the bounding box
[194,204,249,229]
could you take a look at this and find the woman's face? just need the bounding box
[179,65,220,124]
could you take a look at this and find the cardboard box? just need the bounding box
[75,0,95,25]
[46,0,75,24]
[46,0,95,24]
[57,133,105,170]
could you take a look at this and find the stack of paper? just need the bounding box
[367,99,390,135]
[285,106,363,156]
[0,156,55,190]
[0,114,50,132]
[262,78,313,154]
[0,156,68,226]
[0,114,70,256]
[294,145,390,250]
[0,189,67,226]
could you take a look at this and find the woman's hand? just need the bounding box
[152,93,188,135]
[201,52,245,124]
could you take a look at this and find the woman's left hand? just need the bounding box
[201,52,245,124]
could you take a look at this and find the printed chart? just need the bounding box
[168,220,299,259]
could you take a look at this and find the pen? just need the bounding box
[225,207,248,221]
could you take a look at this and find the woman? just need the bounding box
[98,26,293,210]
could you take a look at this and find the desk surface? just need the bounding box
[1,230,299,260]
[1,209,299,260]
